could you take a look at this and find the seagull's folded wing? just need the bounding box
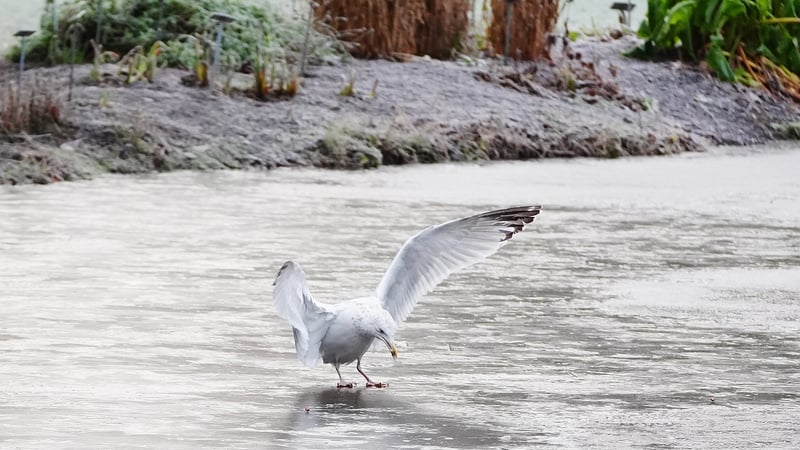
[376,206,542,324]
[273,261,335,367]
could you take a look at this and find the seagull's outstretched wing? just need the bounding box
[273,261,335,367]
[376,206,542,324]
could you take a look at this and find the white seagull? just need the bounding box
[273,205,542,388]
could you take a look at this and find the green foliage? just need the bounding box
[707,33,736,81]
[173,34,210,86]
[89,39,121,81]
[772,120,800,138]
[339,69,356,97]
[633,0,800,82]
[251,36,299,99]
[118,41,166,83]
[6,0,342,69]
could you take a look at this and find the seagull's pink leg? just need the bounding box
[334,363,356,388]
[357,358,388,388]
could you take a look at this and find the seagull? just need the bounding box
[273,205,542,388]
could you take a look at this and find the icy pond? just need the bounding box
[1,145,799,448]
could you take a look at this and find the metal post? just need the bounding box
[14,31,35,88]
[18,36,26,87]
[52,1,59,33]
[299,0,314,76]
[50,1,59,66]
[156,0,165,39]
[95,0,102,45]
[68,25,79,102]
[504,0,515,64]
[626,0,632,27]
[210,13,235,88]
[213,22,224,72]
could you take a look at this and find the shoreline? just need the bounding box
[1,36,798,185]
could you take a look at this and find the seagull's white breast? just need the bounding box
[320,297,381,365]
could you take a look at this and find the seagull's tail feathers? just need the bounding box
[273,261,335,367]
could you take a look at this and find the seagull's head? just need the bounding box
[372,311,399,360]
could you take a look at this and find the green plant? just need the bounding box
[98,91,111,108]
[254,64,271,100]
[340,69,356,96]
[273,69,299,97]
[369,79,379,98]
[253,36,273,99]
[772,121,800,138]
[89,39,120,81]
[283,71,300,97]
[174,34,210,87]
[252,58,300,99]
[118,40,166,83]
[633,0,800,99]
[558,66,577,91]
[7,0,345,70]
[251,33,300,100]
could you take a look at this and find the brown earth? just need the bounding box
[1,36,798,185]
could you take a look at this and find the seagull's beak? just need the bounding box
[379,336,399,360]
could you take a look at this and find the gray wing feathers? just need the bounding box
[273,261,334,367]
[376,206,542,324]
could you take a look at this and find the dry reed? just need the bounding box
[415,0,471,59]
[1,79,62,139]
[488,0,559,61]
[316,0,470,59]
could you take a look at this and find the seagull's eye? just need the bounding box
[378,328,385,334]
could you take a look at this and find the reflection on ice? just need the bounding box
[279,387,510,448]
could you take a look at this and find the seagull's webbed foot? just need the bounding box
[334,363,356,388]
[357,358,389,388]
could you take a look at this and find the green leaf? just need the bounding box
[638,18,652,38]
[780,37,800,73]
[654,0,697,43]
[786,0,798,17]
[753,0,772,17]
[733,66,757,85]
[705,0,723,25]
[757,42,779,60]
[712,0,747,31]
[667,0,698,26]
[707,34,737,80]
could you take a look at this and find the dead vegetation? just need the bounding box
[737,48,800,103]
[316,0,470,58]
[476,36,651,112]
[415,0,471,59]
[487,0,559,60]
[1,79,63,140]
[307,114,701,170]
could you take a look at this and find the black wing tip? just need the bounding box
[486,205,542,241]
[485,205,542,221]
[483,204,542,214]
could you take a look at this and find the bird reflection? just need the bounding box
[278,387,509,448]
[289,387,408,430]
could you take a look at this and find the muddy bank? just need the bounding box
[1,36,797,185]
